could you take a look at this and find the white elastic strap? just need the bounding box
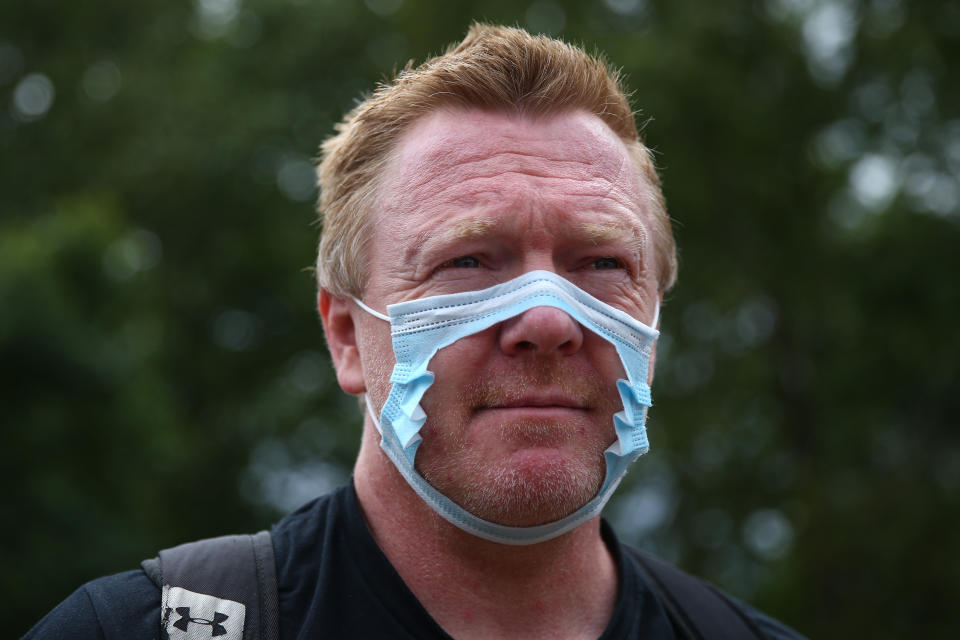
[651,299,660,330]
[351,296,390,322]
[363,393,383,435]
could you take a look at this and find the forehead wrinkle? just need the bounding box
[387,121,638,221]
[397,152,600,205]
[607,146,646,210]
[597,141,657,257]
[402,170,636,218]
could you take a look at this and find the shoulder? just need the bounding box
[22,569,159,639]
[619,544,806,640]
[24,482,356,640]
[270,481,354,574]
[736,605,809,640]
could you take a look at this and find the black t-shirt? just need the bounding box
[24,481,802,639]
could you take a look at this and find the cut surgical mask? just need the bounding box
[352,270,659,545]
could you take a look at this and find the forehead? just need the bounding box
[391,108,631,172]
[378,108,650,224]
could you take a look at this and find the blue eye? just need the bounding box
[592,257,620,270]
[446,256,481,268]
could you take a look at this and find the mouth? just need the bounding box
[477,394,589,412]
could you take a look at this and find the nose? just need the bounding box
[499,306,584,357]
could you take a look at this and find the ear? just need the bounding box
[318,289,366,395]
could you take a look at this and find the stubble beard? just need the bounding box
[415,364,617,527]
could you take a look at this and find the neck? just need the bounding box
[353,424,618,640]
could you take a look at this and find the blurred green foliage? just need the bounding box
[2,0,958,637]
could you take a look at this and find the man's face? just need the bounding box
[356,108,659,527]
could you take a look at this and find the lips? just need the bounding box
[477,393,588,411]
[461,368,604,417]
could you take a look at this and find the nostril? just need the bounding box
[514,338,576,353]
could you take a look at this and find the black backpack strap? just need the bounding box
[629,548,766,640]
[140,530,279,640]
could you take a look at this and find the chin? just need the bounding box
[421,450,605,527]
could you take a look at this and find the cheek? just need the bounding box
[423,329,499,378]
[358,325,397,407]
[415,331,500,428]
[583,332,627,378]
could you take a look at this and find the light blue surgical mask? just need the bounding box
[352,270,659,545]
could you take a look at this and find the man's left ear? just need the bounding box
[318,289,366,395]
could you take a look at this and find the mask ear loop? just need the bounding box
[352,297,390,438]
[351,296,391,322]
[363,392,384,436]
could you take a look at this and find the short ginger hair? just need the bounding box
[316,23,677,297]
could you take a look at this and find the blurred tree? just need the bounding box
[2,0,957,637]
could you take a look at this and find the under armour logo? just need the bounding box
[162,585,244,640]
[169,606,229,636]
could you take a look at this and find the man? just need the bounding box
[26,24,803,639]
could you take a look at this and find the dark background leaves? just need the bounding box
[3,1,958,637]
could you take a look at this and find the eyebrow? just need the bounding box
[577,221,646,254]
[406,216,646,261]
[405,217,500,262]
